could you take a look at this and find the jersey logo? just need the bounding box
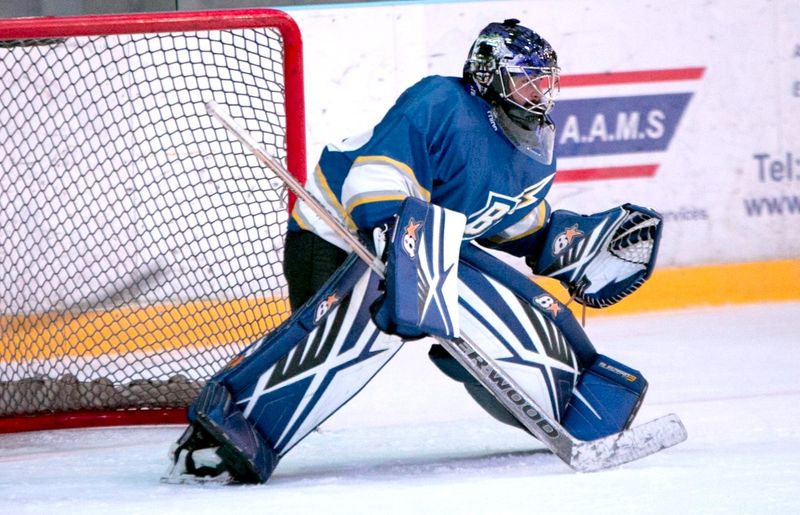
[402,218,422,258]
[486,109,499,132]
[552,224,584,255]
[464,175,554,239]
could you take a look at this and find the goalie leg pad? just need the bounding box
[561,354,648,441]
[428,244,597,430]
[428,344,526,431]
[168,254,404,483]
[460,243,598,367]
[207,253,404,461]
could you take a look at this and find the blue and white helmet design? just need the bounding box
[463,19,560,164]
[464,18,560,117]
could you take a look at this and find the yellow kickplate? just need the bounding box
[537,259,800,318]
[3,260,798,361]
[1,297,290,361]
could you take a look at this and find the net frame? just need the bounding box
[0,9,306,433]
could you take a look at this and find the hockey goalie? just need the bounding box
[164,19,680,484]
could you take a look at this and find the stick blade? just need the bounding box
[569,413,688,472]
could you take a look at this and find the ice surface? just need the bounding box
[1,302,799,515]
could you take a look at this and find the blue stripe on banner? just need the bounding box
[551,94,692,157]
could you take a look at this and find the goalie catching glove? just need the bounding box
[527,204,663,308]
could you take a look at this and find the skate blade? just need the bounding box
[160,470,233,485]
[161,448,233,485]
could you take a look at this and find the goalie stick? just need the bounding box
[205,101,687,472]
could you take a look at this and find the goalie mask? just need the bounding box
[464,19,559,164]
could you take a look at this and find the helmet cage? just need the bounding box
[497,64,560,116]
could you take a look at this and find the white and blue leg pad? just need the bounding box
[184,253,404,482]
[184,380,278,483]
[428,243,648,439]
[430,243,594,429]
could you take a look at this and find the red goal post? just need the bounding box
[0,9,306,432]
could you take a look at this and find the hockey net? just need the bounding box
[0,10,305,432]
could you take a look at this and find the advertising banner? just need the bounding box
[292,0,800,267]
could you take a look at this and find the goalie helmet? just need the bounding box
[464,19,560,164]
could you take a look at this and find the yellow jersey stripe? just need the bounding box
[352,155,431,200]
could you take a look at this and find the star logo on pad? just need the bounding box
[314,291,339,323]
[402,219,422,258]
[564,224,584,244]
[552,224,585,255]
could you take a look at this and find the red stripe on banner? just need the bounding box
[555,165,659,182]
[561,67,705,87]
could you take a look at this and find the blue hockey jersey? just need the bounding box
[289,75,557,257]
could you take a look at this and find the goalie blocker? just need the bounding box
[165,199,659,484]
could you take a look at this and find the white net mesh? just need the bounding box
[1,25,296,419]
